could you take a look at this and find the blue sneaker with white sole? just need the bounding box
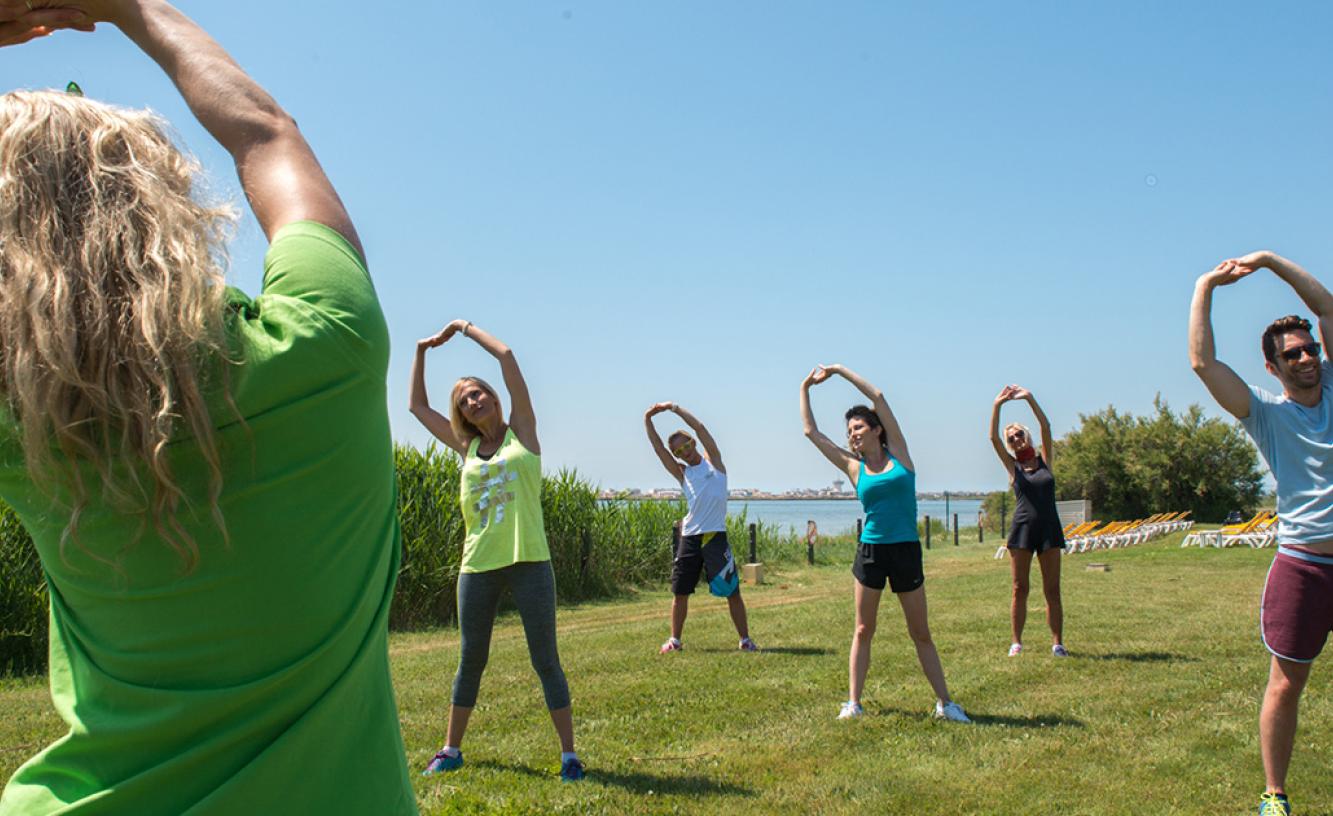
[422,748,463,775]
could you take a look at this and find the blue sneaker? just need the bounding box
[1259,792,1291,815]
[560,757,585,782]
[422,748,463,775]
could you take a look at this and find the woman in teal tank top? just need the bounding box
[409,320,583,782]
[800,364,970,723]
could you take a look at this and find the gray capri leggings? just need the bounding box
[452,559,571,710]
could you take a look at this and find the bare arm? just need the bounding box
[1018,389,1054,465]
[451,321,538,453]
[408,340,466,455]
[825,364,914,471]
[671,404,724,473]
[1189,262,1253,419]
[989,387,1016,475]
[800,368,858,482]
[1240,251,1333,351]
[11,0,363,256]
[644,403,684,482]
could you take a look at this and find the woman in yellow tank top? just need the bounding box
[409,319,583,782]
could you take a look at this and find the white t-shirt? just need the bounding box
[681,459,727,535]
[1240,360,1333,544]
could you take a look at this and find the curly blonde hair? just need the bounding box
[0,90,237,571]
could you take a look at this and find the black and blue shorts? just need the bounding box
[671,531,740,598]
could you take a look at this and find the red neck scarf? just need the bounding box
[1015,446,1038,463]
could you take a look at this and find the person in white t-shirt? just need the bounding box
[644,402,756,654]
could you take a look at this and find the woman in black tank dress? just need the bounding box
[989,385,1067,658]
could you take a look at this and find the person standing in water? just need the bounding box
[410,319,582,782]
[989,385,1067,658]
[800,364,970,723]
[644,402,757,654]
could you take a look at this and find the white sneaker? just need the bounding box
[837,701,864,720]
[1008,642,1023,657]
[934,700,971,723]
[1051,644,1069,657]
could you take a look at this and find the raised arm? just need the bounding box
[670,404,724,473]
[453,321,538,453]
[800,367,858,482]
[409,338,466,455]
[824,364,913,471]
[1189,261,1253,419]
[10,0,363,255]
[989,386,1017,474]
[1238,251,1333,352]
[1016,388,1054,464]
[644,403,684,482]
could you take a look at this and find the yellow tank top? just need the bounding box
[459,427,550,572]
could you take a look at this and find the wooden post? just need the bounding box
[1000,493,1007,534]
[978,512,984,543]
[743,522,764,585]
[953,513,959,547]
[672,520,681,554]
[925,515,931,550]
[580,530,592,581]
[856,518,863,542]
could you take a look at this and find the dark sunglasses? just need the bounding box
[1279,342,1322,363]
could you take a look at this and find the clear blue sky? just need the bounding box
[3,1,1329,492]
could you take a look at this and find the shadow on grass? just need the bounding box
[471,760,755,797]
[872,707,1085,729]
[693,646,834,656]
[965,712,1086,728]
[1077,651,1199,663]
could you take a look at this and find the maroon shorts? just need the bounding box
[1260,546,1333,663]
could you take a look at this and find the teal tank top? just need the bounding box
[856,457,918,544]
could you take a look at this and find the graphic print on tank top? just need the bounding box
[470,458,518,530]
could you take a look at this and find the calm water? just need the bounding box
[727,498,983,536]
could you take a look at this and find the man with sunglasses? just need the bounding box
[1190,250,1333,816]
[644,402,756,654]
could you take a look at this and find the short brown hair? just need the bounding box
[667,430,694,455]
[1262,315,1313,364]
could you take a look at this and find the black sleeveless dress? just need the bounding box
[1008,455,1066,552]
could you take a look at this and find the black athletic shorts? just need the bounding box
[852,540,924,593]
[1007,520,1066,554]
[670,531,740,597]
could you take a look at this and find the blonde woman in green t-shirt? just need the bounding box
[0,3,415,814]
[410,320,582,781]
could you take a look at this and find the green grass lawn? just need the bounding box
[3,532,1331,815]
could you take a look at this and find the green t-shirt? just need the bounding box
[459,429,550,573]
[0,222,417,815]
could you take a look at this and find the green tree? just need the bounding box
[1053,396,1263,523]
